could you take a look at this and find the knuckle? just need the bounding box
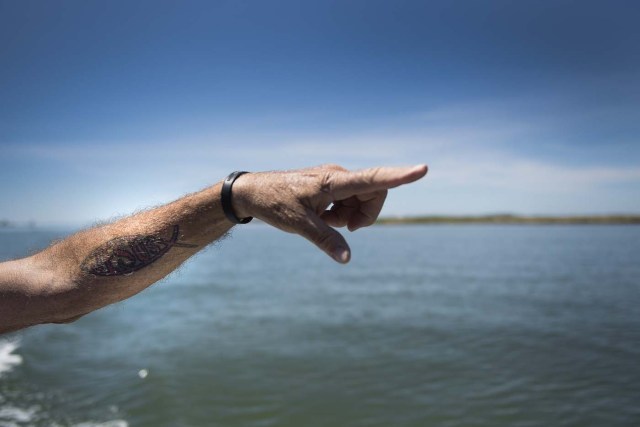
[319,172,335,195]
[369,167,383,183]
[313,231,334,249]
[360,212,376,226]
[360,167,382,187]
[321,163,346,171]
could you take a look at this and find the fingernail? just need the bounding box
[334,247,350,263]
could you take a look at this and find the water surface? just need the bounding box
[1,225,639,426]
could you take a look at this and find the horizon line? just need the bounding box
[3,213,640,230]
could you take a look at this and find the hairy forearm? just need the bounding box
[1,182,232,331]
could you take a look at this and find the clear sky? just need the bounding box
[1,0,639,226]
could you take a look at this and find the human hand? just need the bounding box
[232,164,428,263]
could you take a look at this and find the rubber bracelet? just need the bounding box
[221,171,253,224]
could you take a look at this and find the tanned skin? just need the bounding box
[0,164,428,334]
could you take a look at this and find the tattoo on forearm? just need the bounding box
[81,225,198,276]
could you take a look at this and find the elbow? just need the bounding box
[41,278,98,326]
[21,275,94,328]
[2,255,96,332]
[0,311,85,334]
[2,285,88,330]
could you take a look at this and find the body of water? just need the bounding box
[1,225,639,426]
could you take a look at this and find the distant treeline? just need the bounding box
[376,215,640,225]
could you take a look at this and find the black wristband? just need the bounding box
[221,171,253,224]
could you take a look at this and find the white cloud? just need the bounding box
[3,99,639,223]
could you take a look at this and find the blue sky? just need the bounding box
[1,0,639,226]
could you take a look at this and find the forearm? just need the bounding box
[2,182,232,331]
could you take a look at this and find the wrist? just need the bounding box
[229,172,254,220]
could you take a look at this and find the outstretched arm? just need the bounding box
[0,164,427,333]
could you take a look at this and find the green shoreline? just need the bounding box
[376,215,640,225]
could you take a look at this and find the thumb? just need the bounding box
[297,214,351,264]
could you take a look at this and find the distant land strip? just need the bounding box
[3,216,640,229]
[376,215,640,225]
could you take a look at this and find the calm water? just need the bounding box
[1,225,639,426]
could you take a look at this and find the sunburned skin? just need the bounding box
[80,225,198,276]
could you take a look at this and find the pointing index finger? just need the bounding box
[332,164,428,199]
